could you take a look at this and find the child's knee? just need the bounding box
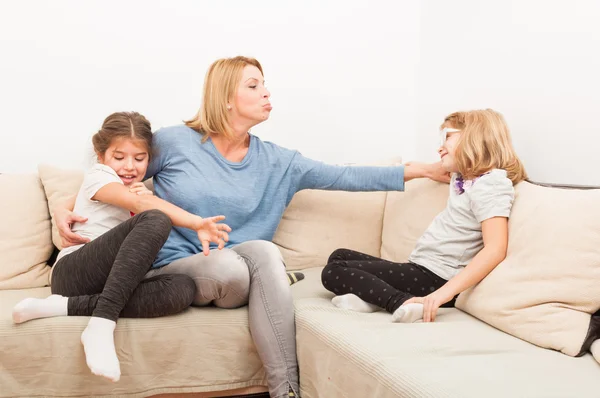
[321,262,341,288]
[327,248,351,264]
[139,209,172,236]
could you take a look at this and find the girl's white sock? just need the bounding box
[12,295,68,323]
[391,303,424,323]
[332,294,380,313]
[81,316,121,382]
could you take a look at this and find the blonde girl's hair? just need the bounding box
[442,109,527,184]
[185,56,263,142]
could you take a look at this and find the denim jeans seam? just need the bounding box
[240,253,293,395]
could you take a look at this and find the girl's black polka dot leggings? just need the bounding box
[321,248,455,313]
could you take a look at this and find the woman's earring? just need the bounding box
[226,105,232,110]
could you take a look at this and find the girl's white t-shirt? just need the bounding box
[408,169,514,280]
[55,163,131,263]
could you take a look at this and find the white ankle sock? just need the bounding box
[590,340,600,364]
[81,317,121,382]
[12,295,68,324]
[391,303,424,323]
[332,294,380,313]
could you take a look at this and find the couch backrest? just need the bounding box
[38,164,84,250]
[0,174,52,289]
[457,181,600,357]
[380,178,449,263]
[35,162,401,272]
[273,189,388,270]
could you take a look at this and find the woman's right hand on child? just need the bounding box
[55,208,90,247]
[405,161,451,184]
[195,216,232,256]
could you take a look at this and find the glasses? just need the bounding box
[440,127,461,147]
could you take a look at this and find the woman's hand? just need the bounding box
[403,289,455,322]
[54,207,90,247]
[425,161,452,184]
[129,182,153,196]
[195,216,232,256]
[405,161,451,184]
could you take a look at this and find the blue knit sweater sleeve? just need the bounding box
[290,152,405,192]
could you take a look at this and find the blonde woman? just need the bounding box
[323,109,527,324]
[55,56,450,398]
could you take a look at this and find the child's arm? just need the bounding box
[54,183,152,246]
[406,216,509,322]
[437,216,508,296]
[92,183,231,255]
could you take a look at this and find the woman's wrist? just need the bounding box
[420,163,436,179]
[403,164,426,181]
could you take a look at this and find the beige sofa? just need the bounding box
[1,168,599,398]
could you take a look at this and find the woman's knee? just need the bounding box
[246,240,282,258]
[189,250,250,298]
[236,240,284,271]
[234,240,290,288]
[216,255,251,293]
[202,251,250,307]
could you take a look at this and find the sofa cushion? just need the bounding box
[0,174,52,289]
[456,182,600,358]
[37,164,84,250]
[0,286,269,397]
[380,178,449,262]
[290,266,331,301]
[273,189,388,270]
[0,267,324,397]
[295,271,600,398]
[273,158,403,271]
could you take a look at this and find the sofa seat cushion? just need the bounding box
[295,269,600,398]
[290,266,331,301]
[0,287,267,397]
[0,266,326,397]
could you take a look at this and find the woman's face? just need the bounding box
[231,65,272,126]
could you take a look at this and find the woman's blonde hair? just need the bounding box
[185,56,264,141]
[442,109,527,184]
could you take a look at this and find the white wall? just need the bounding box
[416,0,600,185]
[2,1,598,186]
[0,0,420,173]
